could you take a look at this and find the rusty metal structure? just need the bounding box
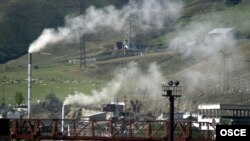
[7,119,215,141]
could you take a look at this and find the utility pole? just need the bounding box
[224,56,229,93]
[237,76,241,94]
[80,35,86,69]
[2,84,5,106]
[79,0,86,69]
[124,95,127,113]
[129,11,132,48]
[128,2,132,49]
[162,81,182,141]
[237,76,243,105]
[220,50,230,93]
[218,72,221,94]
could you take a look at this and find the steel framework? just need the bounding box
[9,119,215,141]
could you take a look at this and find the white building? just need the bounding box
[198,104,250,130]
[68,58,96,64]
[81,112,107,121]
[103,102,125,119]
[204,27,239,44]
[157,111,184,120]
[6,111,21,119]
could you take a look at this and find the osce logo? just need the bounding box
[220,129,246,136]
[216,125,250,141]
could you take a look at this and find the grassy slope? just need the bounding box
[0,50,181,103]
[0,64,108,104]
[0,1,249,107]
[148,3,250,106]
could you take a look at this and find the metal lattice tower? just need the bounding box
[80,0,86,69]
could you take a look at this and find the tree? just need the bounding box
[225,0,241,6]
[15,91,24,106]
[130,99,142,113]
[0,0,64,63]
[44,92,62,110]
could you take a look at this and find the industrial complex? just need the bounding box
[0,0,250,141]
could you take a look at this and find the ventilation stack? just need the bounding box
[28,53,32,119]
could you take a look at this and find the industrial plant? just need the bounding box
[0,0,250,141]
[2,71,250,140]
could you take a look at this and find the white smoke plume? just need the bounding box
[168,23,237,59]
[167,21,245,101]
[28,0,183,53]
[63,62,164,106]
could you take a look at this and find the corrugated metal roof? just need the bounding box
[208,28,234,34]
[198,104,250,110]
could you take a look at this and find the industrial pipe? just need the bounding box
[61,105,65,133]
[28,53,32,119]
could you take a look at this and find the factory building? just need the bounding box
[157,111,184,120]
[198,104,250,130]
[157,111,198,122]
[102,101,125,119]
[0,104,27,119]
[81,112,107,121]
[204,27,240,44]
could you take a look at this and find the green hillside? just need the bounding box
[0,0,250,116]
[149,1,250,46]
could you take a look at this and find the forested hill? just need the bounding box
[0,0,245,63]
[0,0,129,63]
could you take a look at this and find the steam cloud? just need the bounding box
[28,0,182,53]
[167,21,245,102]
[63,62,164,106]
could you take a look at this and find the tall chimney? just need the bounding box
[61,105,65,133]
[28,53,32,119]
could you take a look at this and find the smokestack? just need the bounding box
[61,105,65,133]
[28,53,32,119]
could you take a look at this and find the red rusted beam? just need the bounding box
[73,120,91,136]
[164,120,169,138]
[12,135,200,141]
[151,122,164,138]
[128,121,132,137]
[109,119,114,137]
[52,119,58,137]
[72,120,76,136]
[27,119,35,135]
[91,121,95,137]
[33,120,41,137]
[186,122,192,139]
[33,136,164,141]
[147,121,152,138]
[177,122,186,137]
[10,119,18,137]
[10,119,215,141]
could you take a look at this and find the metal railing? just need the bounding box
[9,119,215,141]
